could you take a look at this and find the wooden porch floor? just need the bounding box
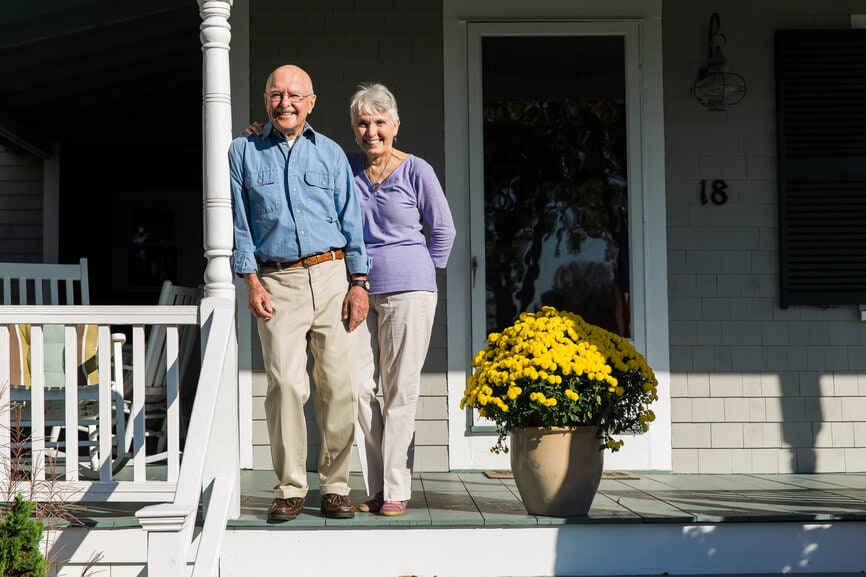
[69,469,866,529]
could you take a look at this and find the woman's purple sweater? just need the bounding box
[349,153,455,295]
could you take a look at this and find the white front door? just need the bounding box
[445,10,671,472]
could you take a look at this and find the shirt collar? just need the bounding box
[262,122,316,143]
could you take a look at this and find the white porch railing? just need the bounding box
[1,304,201,500]
[0,298,239,577]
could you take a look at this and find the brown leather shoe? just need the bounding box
[267,497,304,522]
[320,494,355,519]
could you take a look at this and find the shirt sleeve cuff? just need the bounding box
[232,250,258,275]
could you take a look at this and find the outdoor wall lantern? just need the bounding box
[691,13,747,111]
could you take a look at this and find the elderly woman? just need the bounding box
[348,83,455,516]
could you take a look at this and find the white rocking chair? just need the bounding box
[139,280,203,463]
[1,258,129,479]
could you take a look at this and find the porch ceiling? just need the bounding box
[0,0,201,158]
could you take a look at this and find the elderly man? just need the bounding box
[229,64,370,522]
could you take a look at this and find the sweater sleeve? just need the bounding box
[413,158,456,269]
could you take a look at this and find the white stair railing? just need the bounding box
[136,298,239,577]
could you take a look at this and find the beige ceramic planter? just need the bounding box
[509,426,604,517]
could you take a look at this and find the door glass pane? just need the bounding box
[482,35,630,337]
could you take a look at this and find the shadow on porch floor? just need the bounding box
[70,470,866,529]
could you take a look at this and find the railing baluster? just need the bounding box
[30,325,45,481]
[166,326,180,481]
[97,326,112,481]
[132,325,147,482]
[63,326,80,481]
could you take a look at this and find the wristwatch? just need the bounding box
[350,279,370,291]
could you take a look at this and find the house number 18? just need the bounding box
[700,179,728,205]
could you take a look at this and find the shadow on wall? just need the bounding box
[787,372,820,473]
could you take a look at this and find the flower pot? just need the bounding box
[509,426,604,517]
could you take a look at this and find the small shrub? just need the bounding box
[0,493,47,577]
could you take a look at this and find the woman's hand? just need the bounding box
[242,121,265,137]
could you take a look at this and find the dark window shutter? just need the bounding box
[776,29,866,307]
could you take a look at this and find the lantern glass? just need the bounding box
[692,69,746,111]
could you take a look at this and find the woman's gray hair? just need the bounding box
[349,82,400,123]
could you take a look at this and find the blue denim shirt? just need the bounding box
[229,122,370,276]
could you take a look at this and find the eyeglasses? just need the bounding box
[267,92,314,104]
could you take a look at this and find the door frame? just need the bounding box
[443,0,671,471]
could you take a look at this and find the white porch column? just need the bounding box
[198,0,240,517]
[199,0,234,300]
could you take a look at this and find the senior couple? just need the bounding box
[230,64,455,522]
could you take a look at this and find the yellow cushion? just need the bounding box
[9,324,29,388]
[8,324,99,389]
[77,324,99,386]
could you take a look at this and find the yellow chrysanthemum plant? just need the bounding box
[460,306,658,454]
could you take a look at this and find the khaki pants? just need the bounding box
[258,259,358,499]
[354,290,438,501]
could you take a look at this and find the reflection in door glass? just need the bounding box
[482,35,629,337]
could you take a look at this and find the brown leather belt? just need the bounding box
[259,248,345,273]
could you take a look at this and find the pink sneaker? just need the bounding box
[380,501,408,516]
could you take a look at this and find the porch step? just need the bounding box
[51,519,866,577]
[217,519,865,577]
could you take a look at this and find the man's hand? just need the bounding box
[342,286,369,332]
[244,274,274,320]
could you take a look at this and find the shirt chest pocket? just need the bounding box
[304,171,333,191]
[303,171,337,221]
[245,169,282,215]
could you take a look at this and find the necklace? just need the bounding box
[367,154,392,192]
